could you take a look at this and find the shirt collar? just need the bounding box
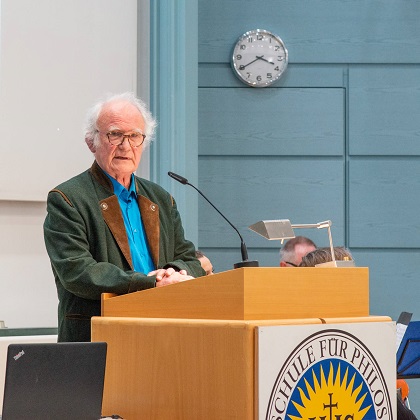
[105,172,136,200]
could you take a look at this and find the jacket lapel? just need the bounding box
[92,161,160,270]
[138,196,160,268]
[100,195,133,269]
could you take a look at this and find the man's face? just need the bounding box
[92,100,145,179]
[293,243,316,266]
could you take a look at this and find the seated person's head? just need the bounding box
[279,236,317,267]
[299,246,354,267]
[195,250,214,275]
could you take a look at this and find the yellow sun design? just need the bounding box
[289,362,372,420]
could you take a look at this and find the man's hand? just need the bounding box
[147,267,194,287]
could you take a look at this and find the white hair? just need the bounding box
[84,92,157,149]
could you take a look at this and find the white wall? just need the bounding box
[0,0,138,200]
[0,0,148,328]
[0,201,57,327]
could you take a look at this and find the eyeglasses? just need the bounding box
[284,261,298,267]
[100,130,146,147]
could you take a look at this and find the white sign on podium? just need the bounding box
[257,322,396,420]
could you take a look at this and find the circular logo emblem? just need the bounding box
[266,329,393,420]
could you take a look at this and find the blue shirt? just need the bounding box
[106,173,155,274]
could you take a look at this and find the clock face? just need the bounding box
[231,29,288,87]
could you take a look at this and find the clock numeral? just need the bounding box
[256,75,262,82]
[240,44,246,50]
[247,37,253,43]
[236,54,242,60]
[239,65,245,70]
[257,34,263,41]
[277,56,284,61]
[267,73,272,79]
[246,72,251,79]
[274,66,280,71]
[275,45,280,51]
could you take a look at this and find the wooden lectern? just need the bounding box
[91,267,391,419]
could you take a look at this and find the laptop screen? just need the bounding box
[1,342,107,420]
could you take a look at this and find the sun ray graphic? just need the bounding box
[288,361,372,420]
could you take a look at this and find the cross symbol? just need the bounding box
[323,393,338,420]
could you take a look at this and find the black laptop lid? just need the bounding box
[2,342,107,420]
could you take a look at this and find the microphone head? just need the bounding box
[168,171,189,185]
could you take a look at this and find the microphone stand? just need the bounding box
[168,172,259,269]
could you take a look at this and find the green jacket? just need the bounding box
[44,161,204,342]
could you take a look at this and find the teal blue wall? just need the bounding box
[149,0,199,244]
[149,0,420,411]
[195,0,420,410]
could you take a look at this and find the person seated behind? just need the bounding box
[279,236,317,267]
[299,246,354,267]
[397,380,418,420]
[195,250,214,275]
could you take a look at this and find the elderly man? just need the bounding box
[279,236,316,267]
[44,92,204,342]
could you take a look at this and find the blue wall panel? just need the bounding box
[352,249,420,320]
[199,0,420,64]
[199,88,344,156]
[198,157,345,249]
[349,159,420,247]
[349,66,420,155]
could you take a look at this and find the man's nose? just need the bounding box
[119,136,132,149]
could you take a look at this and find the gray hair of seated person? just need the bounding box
[279,236,317,262]
[299,246,354,267]
[84,92,157,149]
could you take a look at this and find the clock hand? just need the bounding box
[240,56,260,69]
[256,55,274,65]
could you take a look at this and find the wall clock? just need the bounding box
[231,29,288,87]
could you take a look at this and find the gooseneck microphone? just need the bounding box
[168,171,259,269]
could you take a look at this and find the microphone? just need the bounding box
[168,171,259,269]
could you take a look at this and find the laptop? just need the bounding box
[1,342,107,420]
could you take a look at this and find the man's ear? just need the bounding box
[86,137,96,153]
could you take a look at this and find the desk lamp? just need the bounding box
[248,219,354,267]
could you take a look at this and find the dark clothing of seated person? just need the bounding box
[398,397,417,420]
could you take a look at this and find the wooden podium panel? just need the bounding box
[102,267,369,320]
[92,316,324,420]
[92,315,391,420]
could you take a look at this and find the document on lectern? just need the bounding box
[396,311,413,350]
